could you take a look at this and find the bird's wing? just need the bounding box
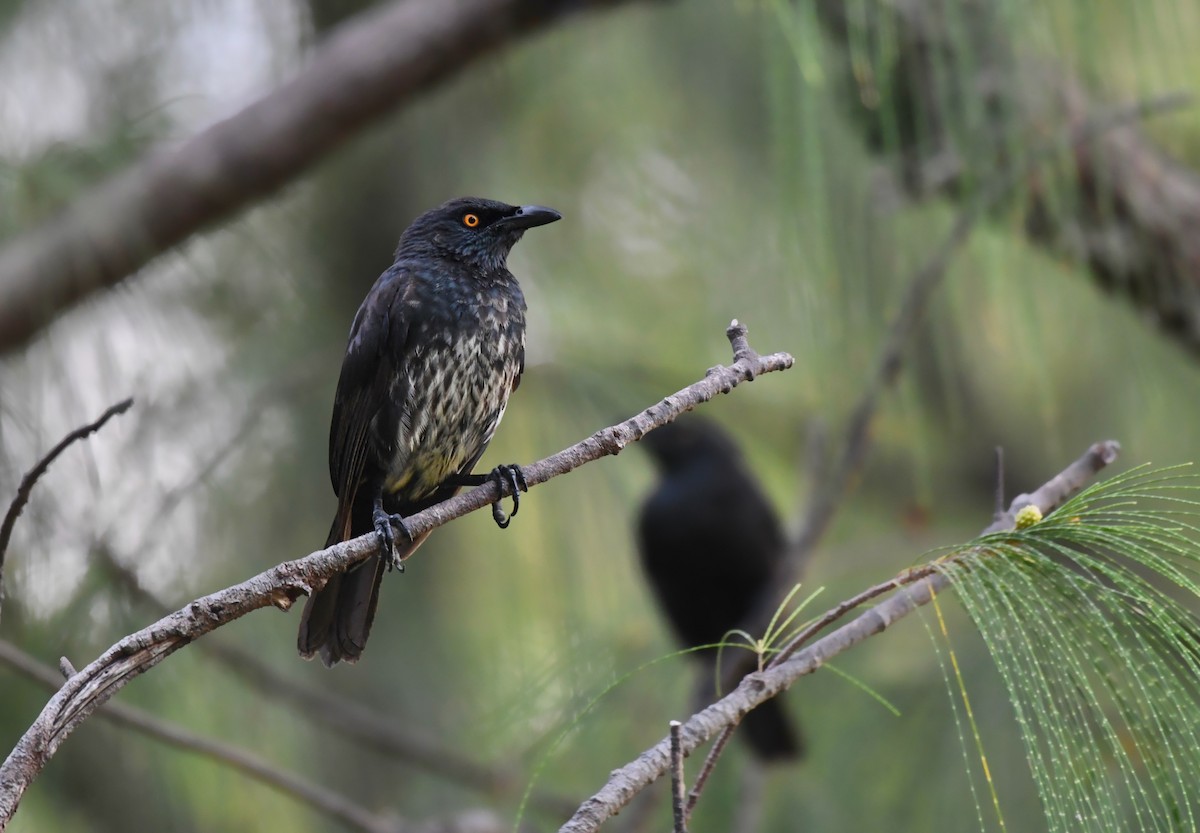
[328,269,413,542]
[511,342,525,394]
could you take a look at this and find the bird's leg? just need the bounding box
[448,464,528,529]
[372,495,409,573]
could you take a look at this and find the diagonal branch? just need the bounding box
[0,0,655,355]
[0,397,133,626]
[561,439,1120,833]
[0,321,792,825]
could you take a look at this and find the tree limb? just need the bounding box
[560,439,1120,833]
[0,0,656,355]
[0,397,133,626]
[0,321,792,826]
[814,0,1200,356]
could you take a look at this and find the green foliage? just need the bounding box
[940,467,1200,832]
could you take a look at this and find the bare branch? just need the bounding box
[0,397,133,625]
[682,721,733,820]
[0,0,654,355]
[0,323,792,825]
[559,440,1120,833]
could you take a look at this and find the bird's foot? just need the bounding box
[371,502,410,572]
[488,463,528,529]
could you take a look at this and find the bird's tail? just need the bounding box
[741,695,804,762]
[297,513,426,667]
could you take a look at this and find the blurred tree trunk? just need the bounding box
[817,0,1200,355]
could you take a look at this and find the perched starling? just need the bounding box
[298,197,560,667]
[638,416,803,762]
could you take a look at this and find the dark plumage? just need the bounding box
[298,197,560,667]
[638,417,803,762]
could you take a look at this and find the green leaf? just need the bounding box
[939,465,1200,832]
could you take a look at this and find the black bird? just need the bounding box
[298,197,560,667]
[637,416,803,762]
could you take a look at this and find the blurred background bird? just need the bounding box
[297,197,561,667]
[637,415,803,762]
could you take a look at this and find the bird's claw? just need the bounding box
[489,464,528,530]
[371,504,410,572]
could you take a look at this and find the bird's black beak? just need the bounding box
[500,205,562,230]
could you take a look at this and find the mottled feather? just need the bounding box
[298,197,558,666]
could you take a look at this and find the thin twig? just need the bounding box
[768,564,940,672]
[0,322,792,824]
[0,397,133,625]
[682,722,735,819]
[559,440,1120,833]
[669,722,687,833]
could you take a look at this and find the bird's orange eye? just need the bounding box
[462,213,480,228]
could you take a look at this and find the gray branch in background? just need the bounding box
[560,439,1120,833]
[814,0,1200,355]
[0,0,655,355]
[0,322,793,826]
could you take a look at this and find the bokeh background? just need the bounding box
[2,0,1200,830]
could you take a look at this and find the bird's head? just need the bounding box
[396,197,561,270]
[640,417,741,473]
